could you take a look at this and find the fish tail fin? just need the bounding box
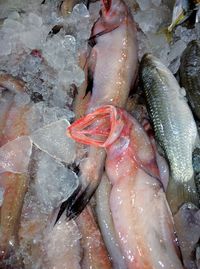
[166,176,199,215]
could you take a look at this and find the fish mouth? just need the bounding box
[67,105,125,148]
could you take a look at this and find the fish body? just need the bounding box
[68,105,183,269]
[66,0,138,219]
[139,53,199,215]
[96,173,127,269]
[87,0,137,112]
[0,91,30,260]
[180,40,200,121]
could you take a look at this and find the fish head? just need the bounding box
[92,0,130,38]
[67,105,126,148]
[168,0,193,31]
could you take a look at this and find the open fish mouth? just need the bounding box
[67,105,125,147]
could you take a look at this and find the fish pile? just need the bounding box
[0,0,200,268]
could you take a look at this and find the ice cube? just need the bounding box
[35,151,79,209]
[168,40,187,74]
[0,136,32,174]
[31,119,76,164]
[23,12,43,28]
[136,0,151,11]
[14,92,31,106]
[152,0,161,7]
[42,33,76,71]
[45,216,81,269]
[72,3,89,18]
[0,187,5,206]
[25,103,74,133]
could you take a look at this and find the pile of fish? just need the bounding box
[0,0,200,268]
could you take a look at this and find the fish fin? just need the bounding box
[54,184,81,225]
[65,182,98,220]
[166,176,199,215]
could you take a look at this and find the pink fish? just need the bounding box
[68,105,183,269]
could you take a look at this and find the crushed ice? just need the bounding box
[134,0,200,73]
[0,136,32,174]
[31,119,76,164]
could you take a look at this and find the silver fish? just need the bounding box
[139,53,199,215]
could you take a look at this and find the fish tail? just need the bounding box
[166,176,199,215]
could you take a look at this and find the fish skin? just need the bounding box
[139,53,199,215]
[180,40,200,121]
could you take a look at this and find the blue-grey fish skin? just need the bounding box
[139,53,199,215]
[180,40,200,121]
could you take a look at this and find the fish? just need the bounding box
[67,105,184,269]
[139,53,199,215]
[180,40,200,121]
[65,0,138,219]
[0,87,31,261]
[95,173,127,269]
[174,203,200,269]
[0,73,27,94]
[168,0,200,32]
[76,206,112,269]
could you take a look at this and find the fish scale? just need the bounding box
[140,54,199,215]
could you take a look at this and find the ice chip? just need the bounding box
[0,136,32,174]
[31,119,76,163]
[35,152,79,209]
[168,40,187,74]
[72,3,89,18]
[136,0,151,11]
[0,187,5,206]
[45,216,81,269]
[14,92,31,106]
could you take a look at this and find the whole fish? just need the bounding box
[139,53,199,215]
[68,105,183,269]
[0,78,31,262]
[65,0,138,219]
[180,40,200,121]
